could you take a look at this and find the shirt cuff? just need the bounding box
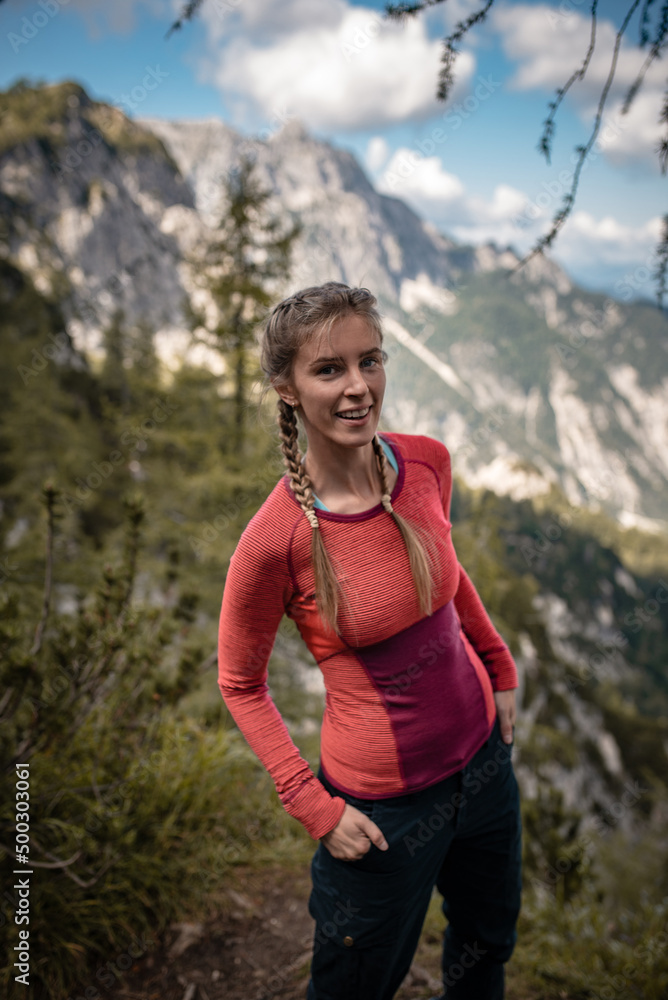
[282,774,347,840]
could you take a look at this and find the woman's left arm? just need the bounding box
[427,435,518,743]
[454,564,518,744]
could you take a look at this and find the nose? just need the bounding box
[343,364,369,398]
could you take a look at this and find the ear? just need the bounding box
[271,378,299,409]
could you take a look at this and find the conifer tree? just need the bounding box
[100,307,129,412]
[189,157,300,452]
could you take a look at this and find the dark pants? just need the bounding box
[306,717,522,1000]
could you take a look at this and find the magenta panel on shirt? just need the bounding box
[353,600,493,791]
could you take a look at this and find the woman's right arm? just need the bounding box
[218,521,345,841]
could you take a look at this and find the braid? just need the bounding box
[277,399,318,530]
[371,434,394,515]
[277,399,341,631]
[372,434,434,618]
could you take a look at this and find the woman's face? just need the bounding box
[276,313,386,453]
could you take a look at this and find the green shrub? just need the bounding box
[0,488,303,999]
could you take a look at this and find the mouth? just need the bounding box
[335,406,371,423]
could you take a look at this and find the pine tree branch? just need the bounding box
[385,0,446,19]
[520,0,643,268]
[386,0,495,101]
[658,87,668,172]
[639,0,658,45]
[166,0,206,39]
[437,0,495,102]
[622,0,668,113]
[653,214,668,308]
[29,483,59,657]
[539,0,599,164]
[119,495,144,611]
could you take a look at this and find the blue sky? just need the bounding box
[1,0,664,297]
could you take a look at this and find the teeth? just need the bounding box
[338,407,369,419]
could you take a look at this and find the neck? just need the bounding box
[303,436,382,505]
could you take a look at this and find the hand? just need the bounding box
[321,803,389,861]
[494,688,517,745]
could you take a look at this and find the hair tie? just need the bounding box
[381,494,394,515]
[305,508,319,530]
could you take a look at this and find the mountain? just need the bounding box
[138,114,489,301]
[0,80,195,361]
[140,116,668,527]
[2,79,668,526]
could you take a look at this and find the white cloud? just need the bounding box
[379,149,465,205]
[599,91,667,168]
[555,211,662,266]
[198,2,475,131]
[494,3,648,97]
[365,136,390,173]
[551,211,663,294]
[377,149,527,244]
[448,185,530,246]
[491,2,665,169]
[374,141,661,293]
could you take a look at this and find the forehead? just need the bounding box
[300,314,381,362]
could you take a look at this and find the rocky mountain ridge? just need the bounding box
[1,79,667,525]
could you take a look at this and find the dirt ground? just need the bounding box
[105,862,444,1000]
[103,863,580,1000]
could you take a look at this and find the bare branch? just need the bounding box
[539,0,599,164]
[56,853,120,889]
[2,841,82,869]
[25,834,121,887]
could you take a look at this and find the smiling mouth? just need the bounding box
[336,406,370,420]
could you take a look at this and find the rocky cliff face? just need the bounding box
[378,265,668,525]
[2,80,667,524]
[0,81,198,361]
[139,116,477,300]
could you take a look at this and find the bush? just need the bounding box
[0,487,300,999]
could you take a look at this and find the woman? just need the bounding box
[218,282,521,1000]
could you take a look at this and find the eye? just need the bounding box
[362,354,382,368]
[317,364,338,376]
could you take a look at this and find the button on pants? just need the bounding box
[306,717,522,1000]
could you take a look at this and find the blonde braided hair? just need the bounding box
[277,398,319,529]
[262,282,434,634]
[277,397,341,626]
[371,434,433,617]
